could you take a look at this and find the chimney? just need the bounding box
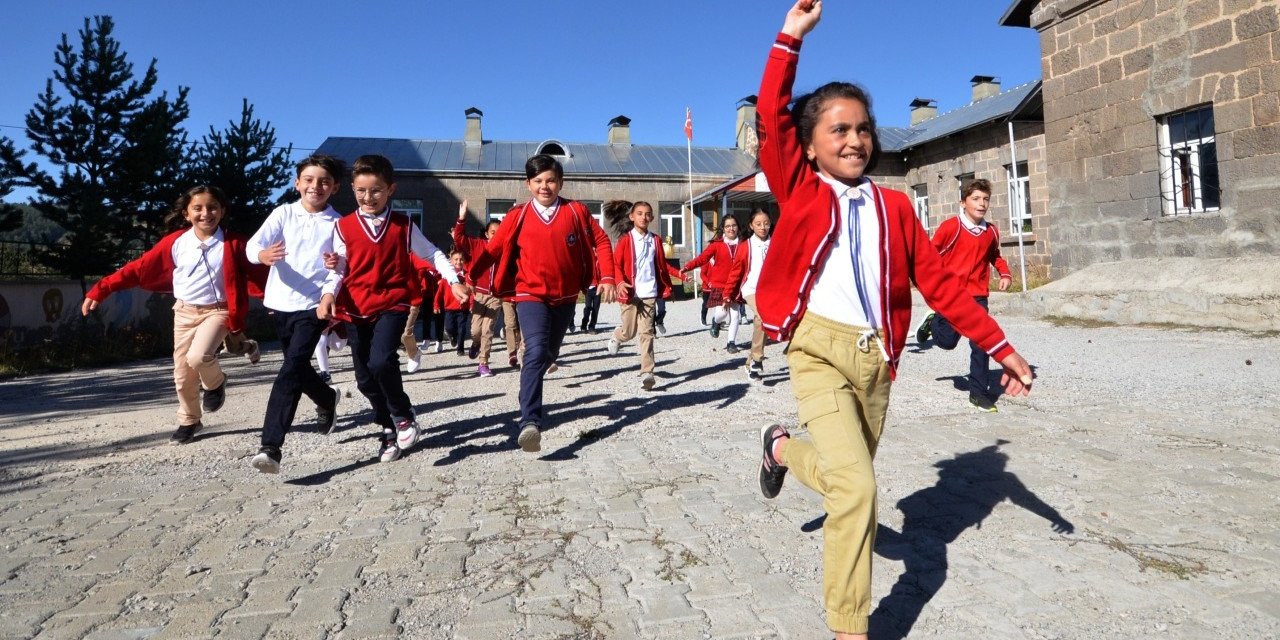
[464,107,483,145]
[735,95,758,153]
[971,75,1001,102]
[607,115,631,145]
[910,98,938,125]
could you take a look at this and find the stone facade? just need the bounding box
[1022,0,1280,276]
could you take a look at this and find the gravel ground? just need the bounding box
[0,298,1277,639]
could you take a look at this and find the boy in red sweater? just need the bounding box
[437,249,473,356]
[318,154,469,463]
[470,154,616,453]
[915,179,1014,412]
[452,200,503,376]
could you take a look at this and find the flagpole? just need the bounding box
[686,107,699,297]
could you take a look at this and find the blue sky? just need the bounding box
[1,0,1040,179]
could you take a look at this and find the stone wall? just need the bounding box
[1031,0,1280,276]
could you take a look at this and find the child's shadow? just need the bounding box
[868,440,1073,639]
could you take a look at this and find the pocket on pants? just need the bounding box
[798,389,861,473]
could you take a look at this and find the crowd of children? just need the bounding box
[80,5,1039,632]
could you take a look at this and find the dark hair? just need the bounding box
[792,82,881,175]
[296,154,344,181]
[602,200,654,234]
[164,185,230,231]
[485,220,502,231]
[962,178,993,200]
[351,154,395,185]
[525,154,564,180]
[721,214,740,231]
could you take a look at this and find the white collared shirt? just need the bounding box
[247,202,341,312]
[959,211,989,235]
[806,175,883,330]
[532,198,560,223]
[171,228,226,305]
[324,209,460,296]
[741,234,770,298]
[631,228,658,299]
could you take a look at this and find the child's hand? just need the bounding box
[998,351,1034,396]
[81,298,98,316]
[317,294,335,320]
[998,276,1012,291]
[782,0,821,39]
[259,241,287,266]
[598,284,618,304]
[457,199,469,221]
[322,252,339,270]
[451,282,472,304]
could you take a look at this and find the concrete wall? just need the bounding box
[1031,0,1280,276]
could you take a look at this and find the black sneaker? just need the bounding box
[202,376,227,413]
[709,322,721,338]
[468,342,480,359]
[968,393,998,413]
[171,422,203,445]
[759,424,789,499]
[747,360,763,381]
[517,423,542,453]
[725,343,740,355]
[316,386,342,435]
[252,447,281,474]
[915,313,935,344]
[319,371,332,385]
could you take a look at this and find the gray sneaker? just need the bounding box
[517,423,542,453]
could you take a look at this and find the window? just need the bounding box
[1158,105,1220,215]
[956,172,976,200]
[911,184,930,231]
[579,200,605,230]
[1005,162,1032,235]
[658,201,686,247]
[391,199,423,230]
[486,199,515,223]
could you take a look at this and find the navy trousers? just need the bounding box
[930,296,993,396]
[347,311,412,431]
[515,301,575,427]
[262,310,336,449]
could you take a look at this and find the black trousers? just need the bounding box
[347,311,412,431]
[262,310,336,449]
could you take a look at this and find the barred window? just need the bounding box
[1159,105,1220,216]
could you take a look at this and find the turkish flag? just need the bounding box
[684,108,693,141]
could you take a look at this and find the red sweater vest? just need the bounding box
[334,212,415,321]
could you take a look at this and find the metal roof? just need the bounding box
[999,0,1037,27]
[315,137,760,178]
[880,81,1042,152]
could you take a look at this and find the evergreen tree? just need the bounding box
[0,137,33,233]
[114,89,191,244]
[189,99,293,236]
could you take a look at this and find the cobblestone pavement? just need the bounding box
[1,300,1277,639]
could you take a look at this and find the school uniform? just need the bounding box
[470,197,615,429]
[613,228,673,374]
[436,272,472,353]
[453,219,502,365]
[756,32,1017,636]
[326,209,460,434]
[87,227,266,427]
[927,214,1013,396]
[728,234,772,366]
[684,237,747,344]
[247,202,343,450]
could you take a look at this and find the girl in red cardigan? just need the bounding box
[603,200,680,391]
[724,207,773,379]
[752,3,1034,638]
[81,186,266,445]
[681,216,747,352]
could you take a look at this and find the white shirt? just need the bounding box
[532,198,560,223]
[247,202,341,312]
[171,228,226,305]
[959,211,989,235]
[740,235,770,298]
[631,229,658,299]
[806,175,883,331]
[323,209,460,297]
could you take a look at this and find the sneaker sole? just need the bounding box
[397,430,420,450]
[380,448,402,463]
[759,424,788,499]
[517,426,542,453]
[968,403,999,413]
[642,376,655,391]
[252,455,280,474]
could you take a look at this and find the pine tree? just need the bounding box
[0,137,32,233]
[190,99,293,236]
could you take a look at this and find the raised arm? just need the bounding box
[757,0,822,206]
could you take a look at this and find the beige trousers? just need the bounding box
[780,312,892,635]
[402,305,421,359]
[469,293,501,365]
[613,297,656,373]
[744,294,767,365]
[502,300,524,363]
[171,301,229,426]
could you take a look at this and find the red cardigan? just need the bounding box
[756,32,1014,377]
[932,216,1012,298]
[86,228,266,333]
[469,198,616,302]
[682,239,744,291]
[452,219,495,295]
[613,230,675,304]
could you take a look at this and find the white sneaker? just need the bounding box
[379,440,402,463]
[417,340,429,351]
[606,338,620,355]
[641,372,655,391]
[406,354,422,373]
[396,418,420,450]
[656,324,667,336]
[434,341,444,354]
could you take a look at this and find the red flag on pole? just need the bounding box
[684,108,693,141]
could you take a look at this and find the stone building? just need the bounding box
[316,107,758,263]
[1000,0,1280,276]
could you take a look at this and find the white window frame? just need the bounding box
[1159,106,1219,216]
[391,199,423,230]
[911,184,930,231]
[579,200,605,230]
[1004,163,1032,236]
[486,199,515,223]
[658,201,686,247]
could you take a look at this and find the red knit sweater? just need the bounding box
[931,216,1012,298]
[452,219,495,294]
[755,31,1015,377]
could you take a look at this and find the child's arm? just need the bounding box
[931,217,953,255]
[586,212,617,303]
[467,205,519,279]
[612,237,631,294]
[757,0,823,206]
[681,243,717,273]
[81,241,170,315]
[724,245,750,302]
[408,223,471,304]
[452,199,487,258]
[318,227,346,320]
[247,205,288,266]
[990,228,1013,291]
